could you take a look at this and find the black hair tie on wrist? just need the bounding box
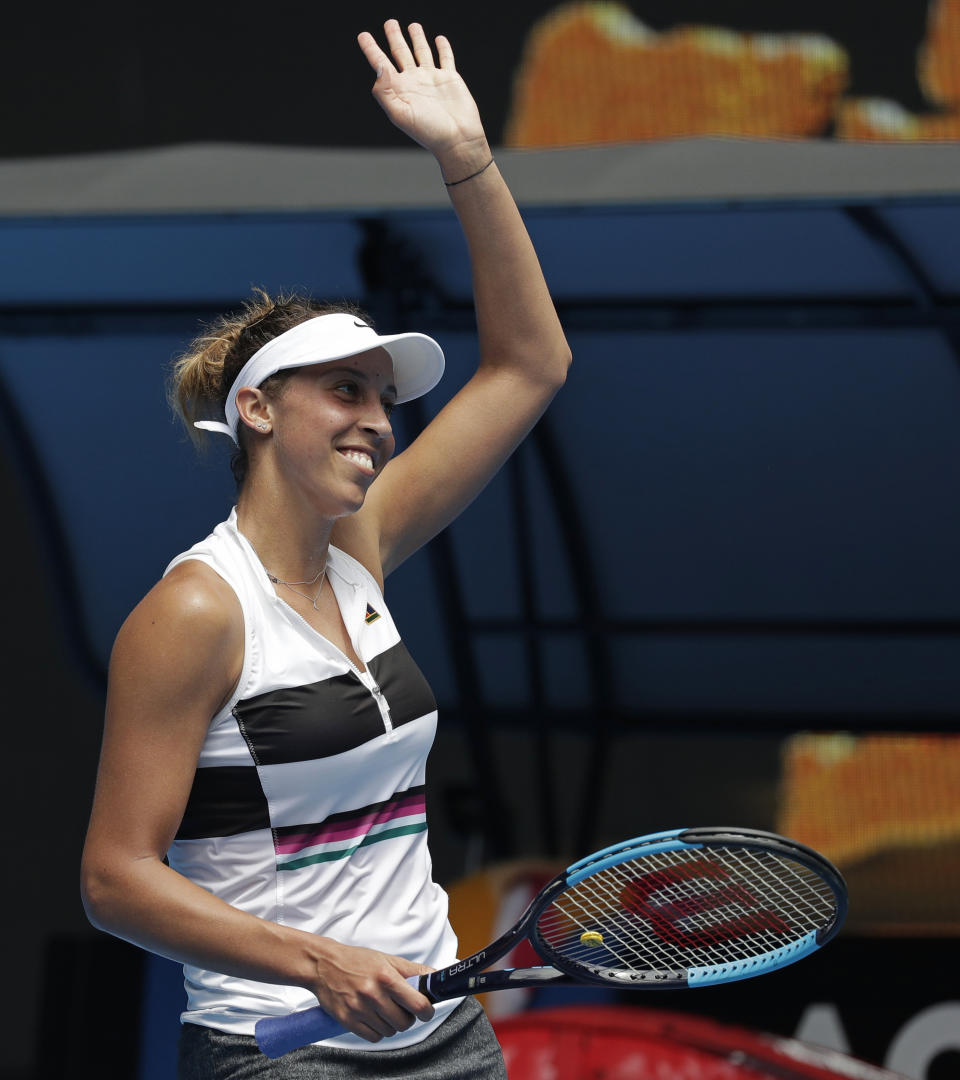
[444,157,495,187]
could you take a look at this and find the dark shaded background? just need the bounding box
[1,3,958,1079]
[0,1,934,157]
[3,197,959,1080]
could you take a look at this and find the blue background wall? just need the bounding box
[4,200,959,714]
[3,195,959,1079]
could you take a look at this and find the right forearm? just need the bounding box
[81,852,321,990]
[81,850,436,1042]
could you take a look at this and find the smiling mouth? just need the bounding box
[339,449,375,472]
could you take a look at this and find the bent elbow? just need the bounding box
[555,343,573,386]
[80,863,109,931]
[79,851,127,934]
[541,343,572,395]
[534,341,573,394]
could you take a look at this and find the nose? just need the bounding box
[361,399,394,440]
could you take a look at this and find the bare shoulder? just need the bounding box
[119,560,240,644]
[90,560,245,865]
[110,560,244,716]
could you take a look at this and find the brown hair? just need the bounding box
[169,289,373,487]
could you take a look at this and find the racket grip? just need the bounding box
[254,976,425,1059]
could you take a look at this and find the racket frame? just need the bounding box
[255,826,848,1057]
[423,826,848,1001]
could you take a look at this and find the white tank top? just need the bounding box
[164,509,461,1049]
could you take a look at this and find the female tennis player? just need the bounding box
[80,18,569,1080]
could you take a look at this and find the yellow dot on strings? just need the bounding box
[580,931,604,946]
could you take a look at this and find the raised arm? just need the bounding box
[340,22,571,576]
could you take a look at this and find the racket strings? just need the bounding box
[535,846,838,976]
[617,851,832,964]
[542,863,780,974]
[607,850,830,964]
[568,862,741,971]
[543,868,686,973]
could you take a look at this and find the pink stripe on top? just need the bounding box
[276,793,426,854]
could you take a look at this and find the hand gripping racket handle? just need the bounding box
[255,975,425,1059]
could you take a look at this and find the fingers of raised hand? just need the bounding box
[356,31,395,80]
[406,23,436,68]
[434,35,456,71]
[384,19,418,71]
[380,20,453,73]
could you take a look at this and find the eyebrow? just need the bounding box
[322,366,398,397]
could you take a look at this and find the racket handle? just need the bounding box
[254,975,424,1059]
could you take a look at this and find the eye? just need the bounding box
[382,398,397,418]
[334,380,360,397]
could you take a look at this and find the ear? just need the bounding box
[235,387,272,435]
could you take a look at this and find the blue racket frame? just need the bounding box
[255,826,847,1058]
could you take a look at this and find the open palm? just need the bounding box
[357,21,486,158]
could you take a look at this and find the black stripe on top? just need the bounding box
[175,765,270,840]
[234,641,438,767]
[235,673,380,766]
[369,641,437,729]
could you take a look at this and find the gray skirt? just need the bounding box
[177,998,507,1079]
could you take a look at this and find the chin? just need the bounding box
[329,486,370,518]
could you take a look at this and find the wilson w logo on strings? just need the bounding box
[620,858,792,948]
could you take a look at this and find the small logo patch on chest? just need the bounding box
[364,603,381,624]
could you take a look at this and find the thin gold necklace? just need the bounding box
[266,564,327,611]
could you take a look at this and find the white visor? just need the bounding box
[194,312,445,444]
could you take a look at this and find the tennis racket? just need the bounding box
[255,826,847,1058]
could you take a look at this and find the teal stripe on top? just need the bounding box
[277,821,428,872]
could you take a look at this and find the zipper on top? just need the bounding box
[358,668,394,735]
[258,546,395,736]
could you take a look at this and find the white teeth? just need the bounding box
[341,450,374,470]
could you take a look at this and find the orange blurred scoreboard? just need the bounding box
[777,733,960,935]
[505,0,960,145]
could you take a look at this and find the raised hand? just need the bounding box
[357,21,489,173]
